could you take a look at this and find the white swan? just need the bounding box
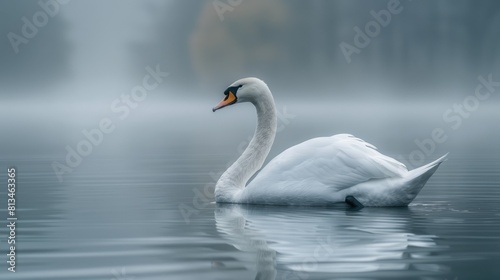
[212,77,447,207]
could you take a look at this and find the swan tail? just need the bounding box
[403,153,448,197]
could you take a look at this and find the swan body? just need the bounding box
[212,77,446,207]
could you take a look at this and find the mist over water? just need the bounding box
[2,1,500,96]
[1,0,500,279]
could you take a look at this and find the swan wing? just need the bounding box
[242,134,407,204]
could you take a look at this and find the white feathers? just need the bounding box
[214,78,446,206]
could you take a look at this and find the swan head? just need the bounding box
[212,77,271,112]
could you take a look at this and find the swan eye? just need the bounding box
[212,84,243,112]
[223,85,243,97]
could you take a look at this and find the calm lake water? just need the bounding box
[0,101,499,279]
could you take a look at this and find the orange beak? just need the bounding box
[212,91,237,112]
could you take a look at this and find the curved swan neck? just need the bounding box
[215,86,277,202]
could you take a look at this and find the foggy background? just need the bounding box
[2,0,500,95]
[1,0,499,164]
[1,3,499,279]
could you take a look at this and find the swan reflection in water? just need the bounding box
[214,204,450,280]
